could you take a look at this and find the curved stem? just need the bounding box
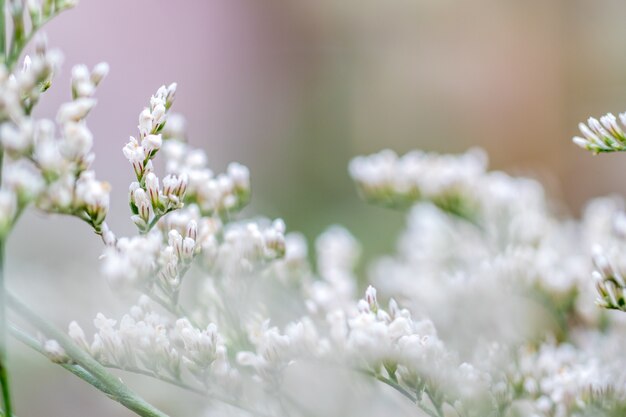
[6,292,170,417]
[6,10,71,70]
[9,323,274,417]
[9,324,114,396]
[0,146,13,416]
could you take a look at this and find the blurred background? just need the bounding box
[7,0,626,415]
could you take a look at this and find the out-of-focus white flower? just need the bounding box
[56,97,96,124]
[74,171,110,227]
[0,190,17,236]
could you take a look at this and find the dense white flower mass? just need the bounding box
[3,7,626,416]
[59,137,626,417]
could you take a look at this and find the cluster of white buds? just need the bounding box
[269,233,310,285]
[69,298,235,387]
[162,138,251,216]
[124,84,185,233]
[573,113,626,154]
[70,62,109,99]
[129,172,187,233]
[237,320,294,386]
[207,219,286,274]
[0,36,61,127]
[513,343,615,417]
[69,298,180,377]
[101,233,162,288]
[39,61,109,229]
[174,318,234,384]
[3,160,44,206]
[0,50,111,235]
[306,226,359,314]
[157,221,201,298]
[331,287,446,368]
[349,148,486,218]
[74,171,111,229]
[590,244,626,311]
[14,36,63,113]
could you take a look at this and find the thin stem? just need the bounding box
[0,0,5,63]
[357,368,444,417]
[147,287,202,329]
[7,292,170,417]
[10,323,274,417]
[0,147,13,417]
[103,364,274,417]
[357,369,416,403]
[424,387,445,417]
[9,324,113,396]
[6,10,70,70]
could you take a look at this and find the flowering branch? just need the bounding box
[572,113,626,154]
[6,0,76,70]
[6,292,170,417]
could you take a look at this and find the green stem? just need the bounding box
[9,324,113,396]
[357,369,443,417]
[0,138,13,417]
[6,292,170,417]
[424,387,445,417]
[0,0,6,63]
[10,323,274,417]
[6,10,70,70]
[357,369,416,403]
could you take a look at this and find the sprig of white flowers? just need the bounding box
[573,113,626,153]
[2,2,626,417]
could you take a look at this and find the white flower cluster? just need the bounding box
[349,148,487,217]
[0,45,111,236]
[0,53,609,417]
[68,296,236,387]
[512,342,621,417]
[123,84,188,233]
[162,139,251,216]
[573,112,626,154]
[207,219,286,275]
[306,226,359,313]
[72,141,626,416]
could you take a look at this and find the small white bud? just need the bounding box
[186,220,197,241]
[144,173,160,207]
[43,339,68,363]
[141,134,162,156]
[56,98,96,124]
[90,62,109,85]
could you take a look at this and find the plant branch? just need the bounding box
[9,324,114,395]
[10,322,274,417]
[6,292,170,417]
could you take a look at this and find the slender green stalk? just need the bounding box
[9,324,113,396]
[424,387,445,417]
[10,322,275,417]
[357,369,444,417]
[0,0,13,408]
[7,292,170,417]
[0,97,13,417]
[0,0,5,63]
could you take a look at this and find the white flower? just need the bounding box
[60,121,93,161]
[141,134,162,155]
[56,98,96,124]
[90,62,109,86]
[101,234,161,288]
[0,119,33,155]
[75,171,110,226]
[4,161,44,203]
